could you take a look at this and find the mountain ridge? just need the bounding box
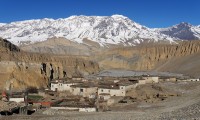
[155,22,200,40]
[0,15,200,47]
[0,15,177,46]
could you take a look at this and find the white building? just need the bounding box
[9,92,26,103]
[138,79,146,85]
[117,81,138,92]
[189,79,200,81]
[70,84,98,97]
[51,81,59,91]
[98,81,137,97]
[178,78,200,82]
[51,106,96,112]
[50,80,83,91]
[159,77,177,82]
[143,76,159,84]
[98,86,124,96]
[9,97,24,103]
[99,93,111,100]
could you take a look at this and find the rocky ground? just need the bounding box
[1,81,200,120]
[94,69,184,78]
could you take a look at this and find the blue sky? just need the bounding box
[0,0,199,28]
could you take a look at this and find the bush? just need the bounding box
[28,95,43,101]
[27,87,38,93]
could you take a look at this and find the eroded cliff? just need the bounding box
[96,41,200,77]
[0,38,99,90]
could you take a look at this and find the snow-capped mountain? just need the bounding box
[0,15,177,46]
[155,22,200,40]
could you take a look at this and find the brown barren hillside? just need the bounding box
[0,38,99,90]
[155,52,200,78]
[95,40,200,77]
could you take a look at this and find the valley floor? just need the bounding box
[1,81,200,120]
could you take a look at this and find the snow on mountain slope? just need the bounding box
[0,15,176,46]
[155,22,200,40]
[0,23,6,27]
[192,25,200,39]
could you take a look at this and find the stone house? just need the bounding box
[50,80,83,91]
[128,78,145,85]
[98,85,123,96]
[117,80,138,92]
[138,79,146,85]
[9,92,26,103]
[70,83,98,97]
[51,106,96,112]
[50,99,96,112]
[99,93,111,100]
[9,97,24,103]
[179,78,200,82]
[189,78,200,81]
[51,81,59,91]
[159,76,177,82]
[98,80,137,97]
[142,76,159,83]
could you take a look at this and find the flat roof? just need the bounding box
[159,76,176,79]
[142,75,159,77]
[63,81,83,84]
[117,80,138,86]
[99,93,110,95]
[51,80,83,84]
[70,83,97,88]
[98,85,119,89]
[51,81,58,84]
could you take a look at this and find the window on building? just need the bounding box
[101,89,103,92]
[80,88,83,92]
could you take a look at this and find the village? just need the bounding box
[0,64,199,116]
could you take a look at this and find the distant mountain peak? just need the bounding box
[173,22,193,28]
[155,22,200,40]
[111,14,128,18]
[180,22,191,25]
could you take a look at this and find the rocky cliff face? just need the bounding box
[97,41,200,76]
[2,36,200,89]
[0,38,99,90]
[0,38,20,52]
